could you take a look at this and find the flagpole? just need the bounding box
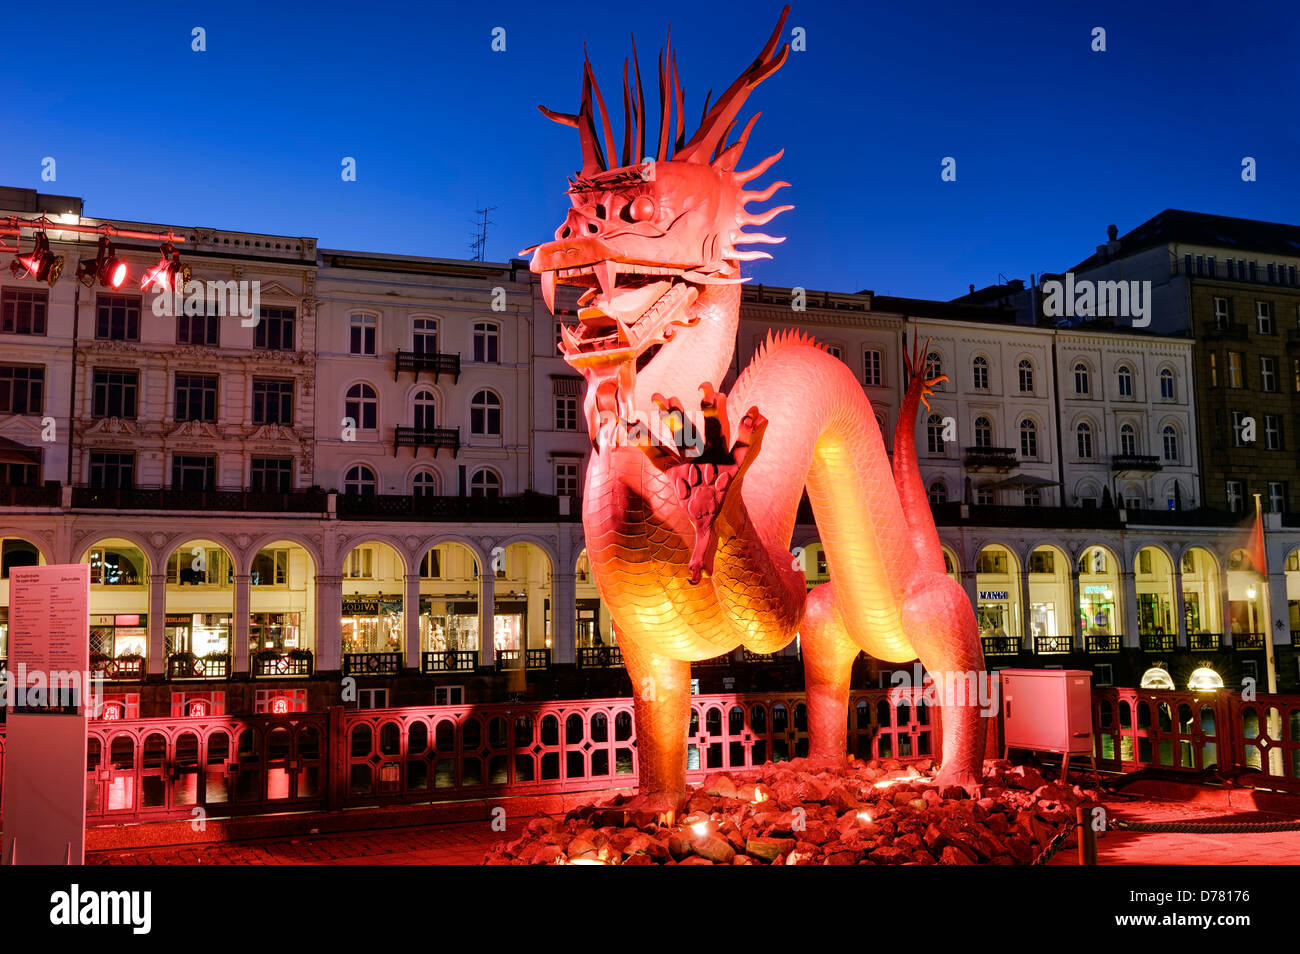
[1254,493,1279,697]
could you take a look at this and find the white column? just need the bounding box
[478,569,495,668]
[233,574,250,675]
[314,574,343,672]
[148,573,166,677]
[404,573,421,671]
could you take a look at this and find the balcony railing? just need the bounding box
[496,650,524,671]
[252,650,313,679]
[1034,635,1072,655]
[90,654,145,682]
[526,649,550,670]
[576,645,623,669]
[337,491,577,522]
[0,483,60,507]
[394,350,460,383]
[1141,632,1175,652]
[421,650,478,673]
[981,636,1022,656]
[393,426,460,458]
[72,487,327,513]
[962,446,1018,470]
[166,652,231,680]
[342,652,403,676]
[1232,632,1266,650]
[1188,632,1221,652]
[1111,454,1162,472]
[1085,633,1122,653]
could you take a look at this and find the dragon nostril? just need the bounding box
[560,226,572,238]
[587,222,599,234]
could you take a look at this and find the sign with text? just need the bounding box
[8,563,90,712]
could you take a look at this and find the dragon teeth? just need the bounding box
[541,270,556,312]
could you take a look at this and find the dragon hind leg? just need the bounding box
[618,636,692,817]
[799,583,860,763]
[902,573,990,794]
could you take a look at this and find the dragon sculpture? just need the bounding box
[523,6,988,813]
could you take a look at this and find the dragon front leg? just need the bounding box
[618,636,693,818]
[799,583,860,765]
[902,573,989,794]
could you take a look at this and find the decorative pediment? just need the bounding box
[167,420,221,440]
[257,281,297,299]
[247,424,300,444]
[86,417,140,436]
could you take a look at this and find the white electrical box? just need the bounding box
[1000,668,1093,756]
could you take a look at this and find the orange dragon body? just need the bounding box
[524,7,988,811]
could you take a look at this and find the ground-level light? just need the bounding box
[1139,667,1175,690]
[1187,667,1225,692]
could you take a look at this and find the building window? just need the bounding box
[250,457,293,493]
[412,470,439,496]
[470,389,502,436]
[89,452,134,490]
[1017,359,1034,393]
[95,294,141,341]
[1227,351,1243,388]
[413,390,437,430]
[255,307,295,351]
[91,369,139,419]
[0,287,47,335]
[1117,364,1133,397]
[1162,425,1178,462]
[1209,353,1219,387]
[344,465,377,495]
[1260,356,1277,392]
[1268,482,1286,514]
[1213,297,1230,329]
[1294,358,1300,393]
[349,314,377,356]
[1159,368,1176,399]
[1023,487,1042,507]
[555,318,575,351]
[177,308,219,346]
[1073,362,1089,395]
[1018,419,1037,459]
[1232,410,1250,447]
[344,546,374,579]
[925,352,942,381]
[863,349,883,387]
[555,395,578,430]
[1256,301,1273,335]
[420,548,442,579]
[1265,414,1283,450]
[174,373,218,422]
[926,413,946,454]
[826,344,844,361]
[975,487,995,506]
[470,468,501,497]
[974,415,992,448]
[1226,480,1244,514]
[473,322,499,363]
[555,461,579,497]
[252,379,294,425]
[972,355,989,390]
[1119,423,1136,456]
[250,550,289,587]
[927,480,947,505]
[0,365,44,414]
[345,383,378,430]
[1076,422,1093,459]
[413,317,439,354]
[171,455,216,491]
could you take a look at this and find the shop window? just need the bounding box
[251,549,289,586]
[166,547,232,585]
[344,547,375,579]
[1028,550,1055,574]
[88,546,144,586]
[976,549,1007,574]
[250,613,301,652]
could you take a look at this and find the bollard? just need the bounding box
[1076,804,1098,866]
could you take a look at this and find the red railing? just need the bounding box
[0,689,935,825]
[1091,688,1300,793]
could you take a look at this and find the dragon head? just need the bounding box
[523,7,793,392]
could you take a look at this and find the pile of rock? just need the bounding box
[483,757,1099,865]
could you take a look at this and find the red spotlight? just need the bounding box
[139,241,190,293]
[8,231,64,285]
[75,236,129,289]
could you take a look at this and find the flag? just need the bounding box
[1240,494,1268,576]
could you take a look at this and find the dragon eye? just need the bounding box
[627,196,656,222]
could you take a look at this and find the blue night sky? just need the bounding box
[2,0,1296,299]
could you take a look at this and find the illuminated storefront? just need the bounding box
[164,542,234,667]
[975,545,1020,647]
[494,599,526,652]
[1134,546,1176,637]
[1181,547,1222,637]
[1077,546,1120,642]
[85,540,150,669]
[91,613,148,658]
[250,612,301,651]
[341,597,403,654]
[1026,546,1070,651]
[421,598,480,653]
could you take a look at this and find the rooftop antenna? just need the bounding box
[469,205,497,262]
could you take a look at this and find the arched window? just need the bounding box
[470,389,501,436]
[1162,425,1179,461]
[926,413,946,454]
[1019,418,1038,458]
[413,389,437,431]
[925,352,943,381]
[974,415,992,448]
[928,480,947,505]
[473,321,499,363]
[1117,364,1133,397]
[1074,362,1090,395]
[1024,487,1042,507]
[412,470,439,497]
[975,486,995,506]
[345,383,377,430]
[1076,421,1093,458]
[1120,422,1136,455]
[413,317,439,355]
[1159,367,1176,399]
[344,464,377,495]
[1018,359,1034,393]
[349,313,377,356]
[470,468,501,498]
[972,355,989,390]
